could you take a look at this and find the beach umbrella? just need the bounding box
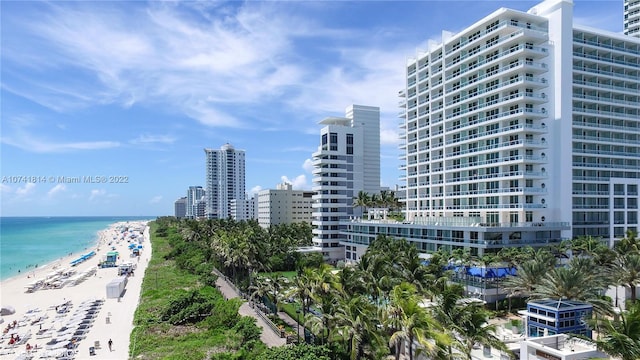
[0,306,15,315]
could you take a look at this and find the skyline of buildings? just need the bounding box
[172,0,638,265]
[342,0,639,261]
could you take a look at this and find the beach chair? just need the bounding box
[94,340,100,349]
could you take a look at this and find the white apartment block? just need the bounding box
[186,185,205,219]
[230,197,255,221]
[257,182,315,228]
[343,0,639,261]
[312,105,381,263]
[204,143,246,219]
[625,0,640,37]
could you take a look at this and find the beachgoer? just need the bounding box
[108,338,113,351]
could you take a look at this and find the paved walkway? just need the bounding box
[215,276,286,347]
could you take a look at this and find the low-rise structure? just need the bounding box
[257,182,315,228]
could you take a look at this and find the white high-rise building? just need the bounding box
[625,0,640,37]
[204,143,246,219]
[312,105,380,262]
[343,0,639,260]
[257,182,315,228]
[186,185,205,219]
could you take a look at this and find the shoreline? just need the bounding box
[1,217,154,282]
[0,220,153,359]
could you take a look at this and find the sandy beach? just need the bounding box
[0,220,152,360]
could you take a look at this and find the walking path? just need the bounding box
[215,276,286,347]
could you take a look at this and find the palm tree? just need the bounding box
[288,268,316,317]
[611,253,640,304]
[532,257,612,316]
[454,303,510,360]
[333,294,384,360]
[596,302,640,360]
[502,248,556,302]
[353,191,371,219]
[309,264,341,345]
[431,284,509,359]
[387,283,449,360]
[615,230,640,255]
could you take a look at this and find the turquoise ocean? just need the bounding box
[0,216,154,281]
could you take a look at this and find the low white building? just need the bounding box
[519,334,609,360]
[257,182,315,228]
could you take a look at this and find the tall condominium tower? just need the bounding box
[343,0,639,261]
[204,143,246,219]
[625,0,640,37]
[312,105,380,263]
[186,185,205,219]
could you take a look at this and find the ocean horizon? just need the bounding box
[0,216,155,281]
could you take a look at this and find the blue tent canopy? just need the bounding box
[465,266,516,278]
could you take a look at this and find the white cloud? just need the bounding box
[16,183,36,196]
[302,158,314,173]
[249,185,262,196]
[130,134,176,145]
[47,184,66,198]
[2,2,417,134]
[89,189,106,201]
[1,127,120,153]
[0,184,12,194]
[380,127,400,145]
[281,175,308,190]
[2,2,311,129]
[149,195,162,204]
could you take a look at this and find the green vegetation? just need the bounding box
[134,216,640,359]
[130,219,266,359]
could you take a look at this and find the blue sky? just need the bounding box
[0,0,623,216]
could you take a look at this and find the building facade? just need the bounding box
[230,197,256,221]
[186,185,205,219]
[625,0,640,37]
[343,0,639,261]
[257,182,315,228]
[312,105,381,262]
[204,143,246,219]
[174,197,187,218]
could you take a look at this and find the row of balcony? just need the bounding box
[573,106,639,120]
[572,119,639,133]
[573,78,639,94]
[573,64,639,82]
[573,51,639,68]
[572,93,639,107]
[573,36,640,56]
[572,162,639,170]
[573,134,640,145]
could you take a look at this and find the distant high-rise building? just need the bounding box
[186,186,205,219]
[174,197,187,218]
[204,143,246,219]
[257,182,315,228]
[311,105,381,263]
[625,0,640,37]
